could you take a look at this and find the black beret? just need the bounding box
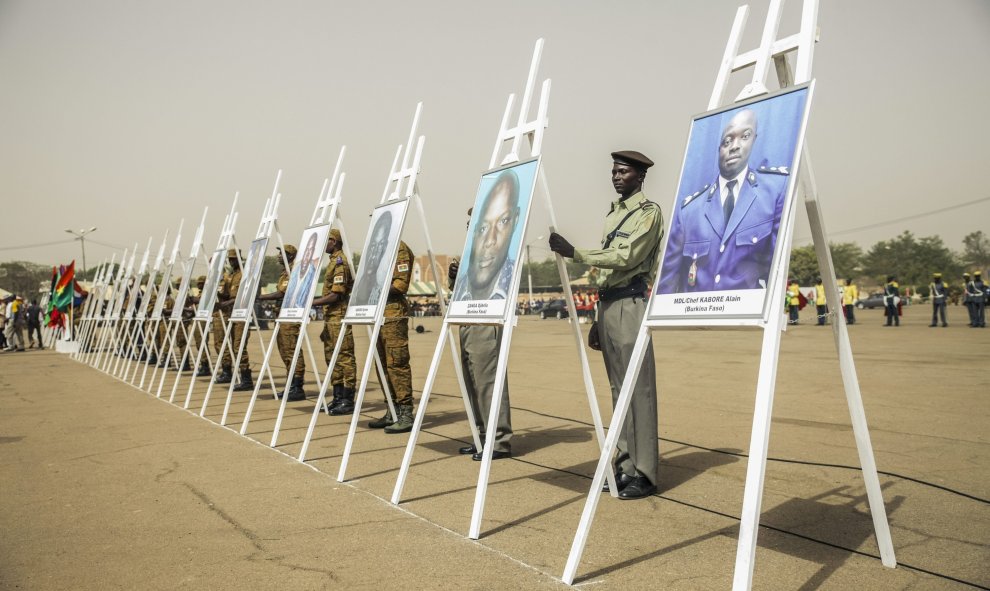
[611,150,654,170]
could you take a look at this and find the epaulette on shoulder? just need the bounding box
[757,165,790,175]
[682,184,710,208]
[640,199,658,212]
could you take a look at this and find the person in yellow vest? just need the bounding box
[814,277,828,325]
[786,278,801,325]
[841,278,858,325]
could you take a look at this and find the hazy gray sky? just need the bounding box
[1,0,988,276]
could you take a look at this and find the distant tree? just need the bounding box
[787,245,819,285]
[259,255,284,289]
[861,231,959,288]
[961,230,990,275]
[787,242,863,285]
[0,261,52,298]
[829,242,864,280]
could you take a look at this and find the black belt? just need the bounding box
[598,276,648,302]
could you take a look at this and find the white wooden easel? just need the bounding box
[88,252,127,368]
[80,256,118,366]
[153,208,214,398]
[123,232,169,384]
[295,103,463,479]
[115,236,156,380]
[137,221,185,391]
[390,39,619,540]
[169,197,243,404]
[73,257,112,361]
[562,1,895,588]
[202,172,285,418]
[236,148,388,436]
[92,246,135,373]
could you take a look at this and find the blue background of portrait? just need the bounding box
[675,87,809,200]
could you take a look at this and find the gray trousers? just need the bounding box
[459,325,512,453]
[599,296,658,485]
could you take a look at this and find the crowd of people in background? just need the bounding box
[0,295,45,352]
[785,271,987,328]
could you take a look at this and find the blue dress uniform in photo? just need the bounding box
[657,164,788,294]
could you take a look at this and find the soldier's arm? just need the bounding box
[390,246,412,296]
[573,207,663,270]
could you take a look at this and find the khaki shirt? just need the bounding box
[573,192,664,289]
[321,248,353,313]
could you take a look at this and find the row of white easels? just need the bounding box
[563,1,895,588]
[389,38,620,540]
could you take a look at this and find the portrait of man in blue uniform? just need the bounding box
[656,87,809,300]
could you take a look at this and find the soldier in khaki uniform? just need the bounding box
[215,248,253,390]
[550,150,664,500]
[311,229,357,413]
[258,244,307,400]
[211,255,233,383]
[367,240,416,434]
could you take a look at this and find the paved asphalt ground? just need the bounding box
[1,304,987,590]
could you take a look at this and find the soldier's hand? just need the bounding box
[448,260,459,280]
[548,233,575,258]
[587,321,601,351]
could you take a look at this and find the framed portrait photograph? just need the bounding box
[345,198,410,322]
[649,82,815,324]
[149,264,174,320]
[447,157,540,321]
[278,224,331,322]
[169,259,195,321]
[195,250,227,320]
[231,237,269,320]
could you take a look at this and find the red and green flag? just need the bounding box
[52,261,75,312]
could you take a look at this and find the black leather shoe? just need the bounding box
[472,450,511,461]
[617,476,657,500]
[458,444,477,455]
[602,471,636,493]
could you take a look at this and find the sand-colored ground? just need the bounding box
[1,304,987,590]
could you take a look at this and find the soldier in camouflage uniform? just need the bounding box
[258,244,307,400]
[216,248,253,391]
[311,229,356,413]
[191,276,211,376]
[211,253,233,383]
[159,279,187,369]
[367,240,415,434]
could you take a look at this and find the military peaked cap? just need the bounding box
[611,150,654,170]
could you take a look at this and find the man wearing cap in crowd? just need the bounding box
[966,271,986,328]
[657,109,789,294]
[215,248,253,390]
[311,229,357,413]
[883,275,901,327]
[549,149,664,500]
[258,244,307,400]
[367,239,416,434]
[929,273,948,327]
[841,278,858,325]
[962,272,974,326]
[449,207,513,461]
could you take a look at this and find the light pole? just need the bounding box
[64,227,97,274]
[525,235,545,310]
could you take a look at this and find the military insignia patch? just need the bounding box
[336,256,343,264]
[397,263,409,272]
[333,276,344,284]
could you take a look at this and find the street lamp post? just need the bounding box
[64,227,97,274]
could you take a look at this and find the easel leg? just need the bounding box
[237,322,281,431]
[337,322,387,482]
[731,315,786,591]
[562,325,653,584]
[805,177,896,568]
[391,322,451,504]
[298,327,347,462]
[269,323,309,446]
